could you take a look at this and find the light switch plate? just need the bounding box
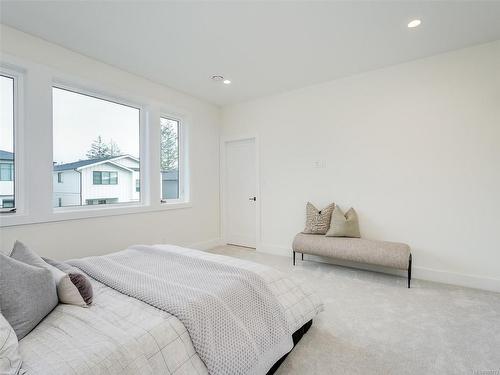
[313,160,327,168]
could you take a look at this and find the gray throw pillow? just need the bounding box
[10,242,92,307]
[0,313,24,375]
[302,202,335,234]
[10,241,49,270]
[0,254,58,340]
[325,206,361,238]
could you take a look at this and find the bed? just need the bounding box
[17,245,323,375]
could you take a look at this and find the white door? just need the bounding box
[224,138,257,248]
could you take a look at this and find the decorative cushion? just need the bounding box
[0,254,58,340]
[0,313,24,375]
[11,242,92,307]
[302,202,335,234]
[326,206,361,238]
[9,241,50,270]
[44,258,93,305]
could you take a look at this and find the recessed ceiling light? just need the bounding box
[223,79,231,85]
[408,19,421,28]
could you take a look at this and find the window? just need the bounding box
[93,171,118,185]
[160,117,180,202]
[0,65,196,227]
[93,171,101,185]
[110,172,118,185]
[2,199,14,208]
[53,87,140,208]
[0,163,13,181]
[0,74,15,211]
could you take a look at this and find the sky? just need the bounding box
[1,80,140,162]
[0,75,14,153]
[53,87,140,164]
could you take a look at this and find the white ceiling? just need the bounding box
[1,1,500,106]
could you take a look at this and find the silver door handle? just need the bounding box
[249,197,256,201]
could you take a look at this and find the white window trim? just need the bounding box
[0,55,192,228]
[0,66,24,215]
[160,112,190,205]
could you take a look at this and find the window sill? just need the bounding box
[0,201,192,227]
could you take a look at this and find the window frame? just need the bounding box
[0,67,23,214]
[52,82,144,212]
[159,114,186,204]
[0,57,192,228]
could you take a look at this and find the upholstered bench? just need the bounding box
[292,233,413,288]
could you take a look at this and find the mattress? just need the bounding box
[19,250,323,374]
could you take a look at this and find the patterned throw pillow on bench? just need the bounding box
[302,202,335,234]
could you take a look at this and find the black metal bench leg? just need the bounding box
[293,251,296,266]
[301,253,304,261]
[408,254,412,288]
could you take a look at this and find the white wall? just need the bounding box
[222,41,500,291]
[132,170,140,201]
[52,170,80,207]
[0,181,13,196]
[82,164,133,203]
[0,25,221,259]
[111,157,141,201]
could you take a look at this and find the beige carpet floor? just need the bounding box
[208,245,500,375]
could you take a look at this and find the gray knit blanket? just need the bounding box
[69,245,293,375]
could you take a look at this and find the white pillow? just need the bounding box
[0,314,23,375]
[56,274,88,307]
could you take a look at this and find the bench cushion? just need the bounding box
[292,233,411,270]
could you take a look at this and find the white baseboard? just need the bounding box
[188,238,225,251]
[412,266,500,293]
[258,243,500,293]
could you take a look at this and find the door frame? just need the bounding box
[220,135,261,249]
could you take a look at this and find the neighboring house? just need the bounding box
[0,150,14,208]
[2,152,179,208]
[53,155,140,207]
[161,170,179,200]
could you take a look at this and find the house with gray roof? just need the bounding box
[2,150,179,208]
[53,155,140,207]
